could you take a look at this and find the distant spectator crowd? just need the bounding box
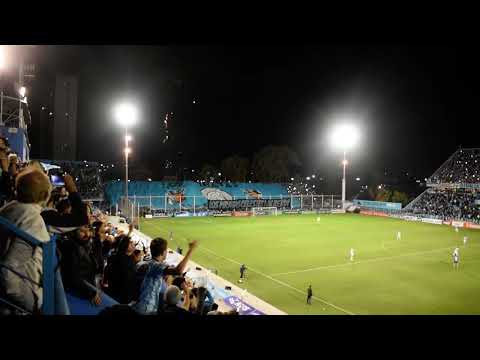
[0,136,237,315]
[409,190,480,223]
[429,149,480,184]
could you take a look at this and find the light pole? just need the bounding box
[330,123,359,209]
[342,152,347,208]
[125,132,131,204]
[114,103,137,214]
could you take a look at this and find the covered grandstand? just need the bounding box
[404,148,480,223]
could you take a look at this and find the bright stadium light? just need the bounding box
[0,46,6,69]
[330,122,361,209]
[19,86,26,98]
[330,123,360,151]
[114,102,139,214]
[114,103,138,128]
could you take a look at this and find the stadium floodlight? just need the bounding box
[114,102,138,212]
[0,46,6,69]
[114,103,138,128]
[330,123,360,209]
[19,86,26,98]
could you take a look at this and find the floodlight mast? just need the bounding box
[342,150,347,209]
[114,103,138,212]
[331,123,359,209]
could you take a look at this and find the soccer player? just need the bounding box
[350,248,355,262]
[455,226,459,233]
[453,248,459,270]
[396,231,401,241]
[307,285,313,305]
[463,236,468,246]
[239,264,247,283]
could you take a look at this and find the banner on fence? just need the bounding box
[353,199,402,210]
[465,222,480,229]
[282,209,303,215]
[451,221,465,228]
[208,198,290,211]
[223,296,265,315]
[360,210,389,217]
[421,218,443,225]
[232,211,251,217]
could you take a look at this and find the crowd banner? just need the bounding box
[451,221,465,228]
[208,198,290,211]
[353,199,402,211]
[403,215,421,221]
[360,210,389,217]
[421,218,443,225]
[465,222,480,229]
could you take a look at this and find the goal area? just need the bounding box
[252,207,278,216]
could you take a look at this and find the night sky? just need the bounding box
[29,44,479,190]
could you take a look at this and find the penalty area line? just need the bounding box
[271,243,480,276]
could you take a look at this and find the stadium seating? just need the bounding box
[104,180,289,210]
[403,148,480,223]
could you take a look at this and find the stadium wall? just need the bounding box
[104,181,289,209]
[353,199,402,210]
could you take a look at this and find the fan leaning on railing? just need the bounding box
[0,216,68,315]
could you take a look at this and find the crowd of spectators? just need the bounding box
[409,189,480,223]
[0,144,238,315]
[42,160,104,200]
[429,149,480,184]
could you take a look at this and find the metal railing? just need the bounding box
[0,216,67,315]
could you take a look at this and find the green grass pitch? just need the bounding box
[139,214,480,315]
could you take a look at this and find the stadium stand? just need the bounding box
[403,148,480,223]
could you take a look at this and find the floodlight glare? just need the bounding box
[342,159,348,166]
[0,46,6,69]
[114,103,138,128]
[124,147,131,154]
[125,134,132,142]
[19,86,26,98]
[330,123,360,151]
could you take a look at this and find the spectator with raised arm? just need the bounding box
[41,174,90,234]
[133,238,198,315]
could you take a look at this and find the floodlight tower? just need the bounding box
[114,103,138,206]
[330,123,360,209]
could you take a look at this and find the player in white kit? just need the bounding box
[350,248,355,261]
[396,231,401,241]
[463,236,468,246]
[455,226,459,233]
[453,248,459,270]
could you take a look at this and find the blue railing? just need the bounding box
[0,216,69,315]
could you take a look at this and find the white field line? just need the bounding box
[144,220,355,315]
[271,244,480,276]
